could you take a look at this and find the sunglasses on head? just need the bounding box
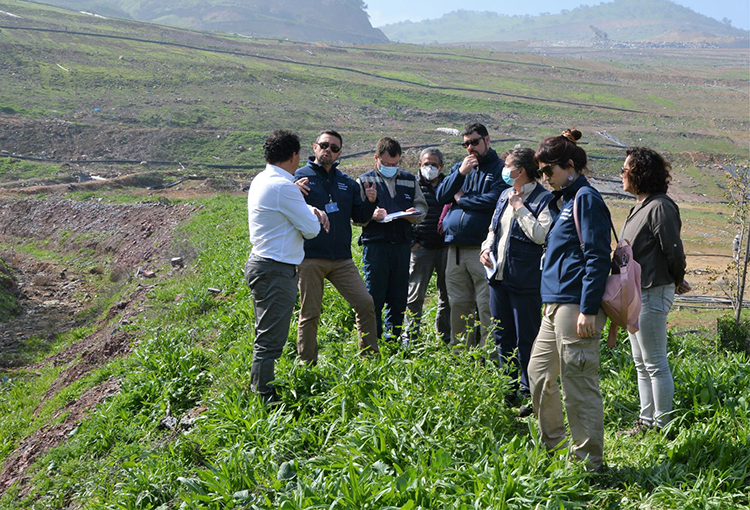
[461,137,483,148]
[317,141,341,153]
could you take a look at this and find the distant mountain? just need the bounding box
[30,0,389,43]
[381,0,748,45]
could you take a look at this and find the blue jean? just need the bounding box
[362,242,411,339]
[628,284,675,429]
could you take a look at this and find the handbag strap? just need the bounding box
[571,188,618,251]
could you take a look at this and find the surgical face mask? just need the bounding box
[378,165,398,178]
[420,165,439,181]
[502,166,516,186]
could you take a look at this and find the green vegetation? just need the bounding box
[0,0,747,182]
[0,257,19,321]
[0,195,748,508]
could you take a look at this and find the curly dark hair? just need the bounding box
[505,147,540,180]
[624,147,671,194]
[534,128,587,172]
[264,129,301,165]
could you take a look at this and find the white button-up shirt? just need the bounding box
[248,164,320,265]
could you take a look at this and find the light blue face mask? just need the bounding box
[379,165,398,178]
[502,166,516,186]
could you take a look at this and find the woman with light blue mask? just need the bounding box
[480,147,553,416]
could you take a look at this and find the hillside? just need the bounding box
[24,0,389,43]
[0,1,749,507]
[381,0,749,45]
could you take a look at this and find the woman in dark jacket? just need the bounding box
[480,147,553,413]
[527,128,612,472]
[619,147,689,435]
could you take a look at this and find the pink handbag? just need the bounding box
[573,192,642,346]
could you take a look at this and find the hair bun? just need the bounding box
[560,128,582,144]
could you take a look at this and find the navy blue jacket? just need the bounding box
[490,183,553,293]
[359,169,417,245]
[541,174,612,315]
[295,158,377,259]
[436,148,508,246]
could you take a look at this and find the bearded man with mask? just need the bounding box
[402,147,451,345]
[357,137,428,340]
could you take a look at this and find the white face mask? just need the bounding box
[420,165,439,181]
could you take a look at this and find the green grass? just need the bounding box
[0,257,20,321]
[1,195,748,509]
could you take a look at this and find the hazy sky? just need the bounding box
[366,0,749,31]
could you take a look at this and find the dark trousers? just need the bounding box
[362,242,411,339]
[489,279,542,395]
[245,255,298,401]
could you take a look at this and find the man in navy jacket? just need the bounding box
[294,130,379,363]
[436,122,508,352]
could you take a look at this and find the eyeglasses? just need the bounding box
[621,166,628,174]
[461,138,483,148]
[317,142,341,153]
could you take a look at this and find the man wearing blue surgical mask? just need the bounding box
[357,137,428,341]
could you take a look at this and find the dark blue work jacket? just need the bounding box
[295,158,376,259]
[359,169,417,245]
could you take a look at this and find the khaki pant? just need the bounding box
[445,245,492,351]
[297,258,378,363]
[528,303,607,469]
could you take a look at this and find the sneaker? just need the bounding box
[518,404,533,418]
[617,420,652,437]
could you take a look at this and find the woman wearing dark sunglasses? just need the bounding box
[527,128,612,472]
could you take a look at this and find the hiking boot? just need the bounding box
[617,420,652,437]
[518,404,533,418]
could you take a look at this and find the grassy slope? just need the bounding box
[0,3,749,508]
[1,195,748,508]
[381,0,749,43]
[0,0,747,178]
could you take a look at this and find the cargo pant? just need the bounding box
[528,303,607,470]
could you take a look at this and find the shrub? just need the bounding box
[716,314,750,354]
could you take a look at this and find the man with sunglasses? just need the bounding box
[294,130,380,364]
[436,122,508,354]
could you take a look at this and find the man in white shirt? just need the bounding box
[245,130,329,403]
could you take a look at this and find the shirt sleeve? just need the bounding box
[435,164,466,204]
[515,204,553,245]
[577,191,613,315]
[351,178,378,224]
[407,181,428,224]
[279,181,321,240]
[457,170,507,211]
[652,201,687,285]
[355,177,374,227]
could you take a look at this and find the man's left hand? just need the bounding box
[365,182,377,203]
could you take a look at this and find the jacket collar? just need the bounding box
[306,156,339,177]
[560,173,589,201]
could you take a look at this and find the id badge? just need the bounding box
[325,201,339,214]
